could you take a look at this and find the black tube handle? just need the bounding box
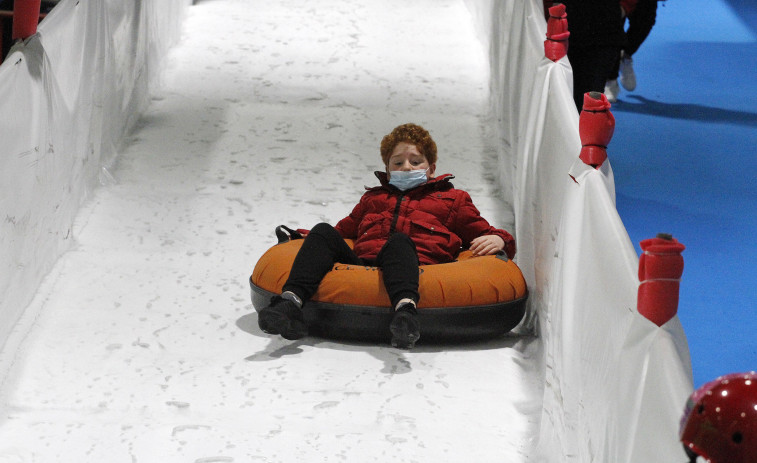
[275,225,304,244]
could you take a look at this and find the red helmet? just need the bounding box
[680,372,757,462]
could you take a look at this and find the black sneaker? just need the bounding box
[389,302,420,349]
[258,296,308,340]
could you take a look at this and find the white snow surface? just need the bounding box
[0,1,542,461]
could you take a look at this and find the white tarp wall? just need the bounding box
[464,0,695,461]
[0,0,190,350]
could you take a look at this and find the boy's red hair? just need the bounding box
[380,123,437,165]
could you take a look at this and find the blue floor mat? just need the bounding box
[610,0,757,387]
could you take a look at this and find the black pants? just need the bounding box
[610,0,659,78]
[568,44,621,111]
[282,223,420,309]
[626,0,658,56]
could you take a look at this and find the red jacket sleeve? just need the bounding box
[451,191,516,259]
[334,195,366,239]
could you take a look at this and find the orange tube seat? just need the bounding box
[250,236,528,342]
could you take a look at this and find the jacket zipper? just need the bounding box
[389,192,404,235]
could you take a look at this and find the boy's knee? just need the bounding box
[310,222,337,236]
[380,233,418,263]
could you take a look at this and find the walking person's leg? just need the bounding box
[568,45,591,111]
[619,0,658,90]
[570,45,620,111]
[625,0,658,57]
[572,44,621,108]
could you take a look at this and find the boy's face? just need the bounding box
[386,142,436,178]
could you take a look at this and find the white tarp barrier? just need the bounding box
[464,0,694,461]
[0,0,190,351]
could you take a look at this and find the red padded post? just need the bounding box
[12,0,41,40]
[637,234,686,326]
[544,3,569,62]
[578,91,614,168]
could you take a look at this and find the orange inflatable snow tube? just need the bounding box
[249,228,528,342]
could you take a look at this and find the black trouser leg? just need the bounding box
[610,0,658,79]
[625,0,658,56]
[282,222,361,302]
[569,45,622,111]
[375,232,420,309]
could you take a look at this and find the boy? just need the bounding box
[258,123,515,348]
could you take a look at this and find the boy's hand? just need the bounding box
[469,235,505,256]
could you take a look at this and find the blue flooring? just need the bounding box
[610,0,757,387]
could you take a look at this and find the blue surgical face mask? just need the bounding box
[388,169,428,191]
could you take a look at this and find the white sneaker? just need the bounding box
[619,52,637,91]
[604,79,620,102]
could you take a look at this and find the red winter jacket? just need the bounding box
[334,172,516,265]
